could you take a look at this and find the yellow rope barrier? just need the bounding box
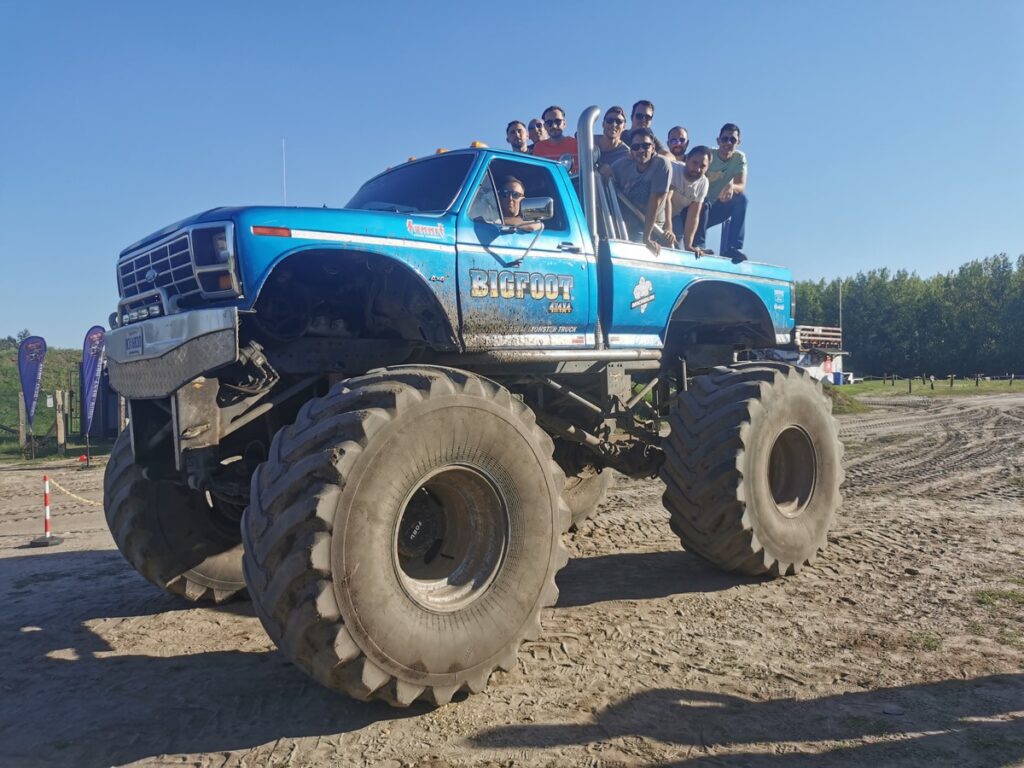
[48,476,102,507]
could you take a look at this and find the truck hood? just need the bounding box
[120,207,251,256]
[120,206,455,257]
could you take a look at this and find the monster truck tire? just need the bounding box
[660,364,843,576]
[563,468,613,528]
[103,430,246,602]
[241,366,570,707]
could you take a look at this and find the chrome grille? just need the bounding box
[118,234,201,308]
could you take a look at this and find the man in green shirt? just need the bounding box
[695,123,748,263]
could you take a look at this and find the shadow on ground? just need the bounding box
[0,550,417,767]
[556,548,762,608]
[472,677,1024,767]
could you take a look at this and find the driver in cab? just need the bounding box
[498,176,542,231]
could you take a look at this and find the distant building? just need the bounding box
[746,326,851,383]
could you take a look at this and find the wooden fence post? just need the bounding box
[949,374,954,388]
[908,377,912,394]
[54,390,66,457]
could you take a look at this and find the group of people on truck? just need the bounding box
[504,101,748,263]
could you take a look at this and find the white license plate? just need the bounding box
[125,329,144,357]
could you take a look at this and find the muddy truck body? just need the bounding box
[102,107,843,707]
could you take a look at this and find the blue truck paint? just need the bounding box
[601,240,792,345]
[234,206,463,339]
[115,147,792,352]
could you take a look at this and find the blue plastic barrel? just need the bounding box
[832,372,843,385]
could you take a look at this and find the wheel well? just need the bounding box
[663,280,776,358]
[246,248,459,351]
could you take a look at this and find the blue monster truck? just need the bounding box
[103,107,843,707]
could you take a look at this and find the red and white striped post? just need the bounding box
[30,474,63,547]
[43,475,52,536]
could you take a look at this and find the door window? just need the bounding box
[468,159,569,232]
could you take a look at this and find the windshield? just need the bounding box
[345,153,475,214]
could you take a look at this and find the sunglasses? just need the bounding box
[498,189,525,200]
[604,117,625,125]
[719,136,738,144]
[633,113,653,121]
[544,118,564,127]
[529,123,543,130]
[630,142,654,151]
[667,137,688,146]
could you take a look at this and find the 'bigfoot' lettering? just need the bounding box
[469,269,573,301]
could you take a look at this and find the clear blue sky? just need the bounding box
[1,0,1021,347]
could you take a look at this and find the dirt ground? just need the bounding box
[1,392,1022,767]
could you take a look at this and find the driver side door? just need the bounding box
[456,156,591,348]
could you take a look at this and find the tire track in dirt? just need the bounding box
[841,400,1024,502]
[1,396,1023,767]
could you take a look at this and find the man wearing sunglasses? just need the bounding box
[623,100,667,156]
[497,176,541,231]
[531,105,579,172]
[666,126,689,161]
[527,119,547,153]
[610,127,674,255]
[696,123,748,263]
[506,121,529,153]
[596,106,630,173]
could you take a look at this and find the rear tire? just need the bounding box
[554,439,612,527]
[103,430,246,602]
[242,366,570,707]
[660,364,843,576]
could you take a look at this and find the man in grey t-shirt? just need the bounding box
[611,127,674,254]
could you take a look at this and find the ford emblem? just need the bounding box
[144,268,158,284]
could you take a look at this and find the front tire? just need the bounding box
[660,364,843,576]
[242,367,570,707]
[103,430,246,602]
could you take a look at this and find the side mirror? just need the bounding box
[520,197,554,222]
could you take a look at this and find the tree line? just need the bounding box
[0,329,32,352]
[796,254,1024,377]
[4,251,1023,377]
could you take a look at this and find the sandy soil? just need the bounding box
[1,393,1022,767]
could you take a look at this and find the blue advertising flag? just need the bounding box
[17,336,47,430]
[81,326,106,436]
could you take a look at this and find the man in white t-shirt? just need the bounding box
[668,145,711,255]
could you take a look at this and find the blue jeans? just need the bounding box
[694,193,747,251]
[670,203,702,248]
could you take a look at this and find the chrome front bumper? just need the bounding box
[106,307,239,398]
